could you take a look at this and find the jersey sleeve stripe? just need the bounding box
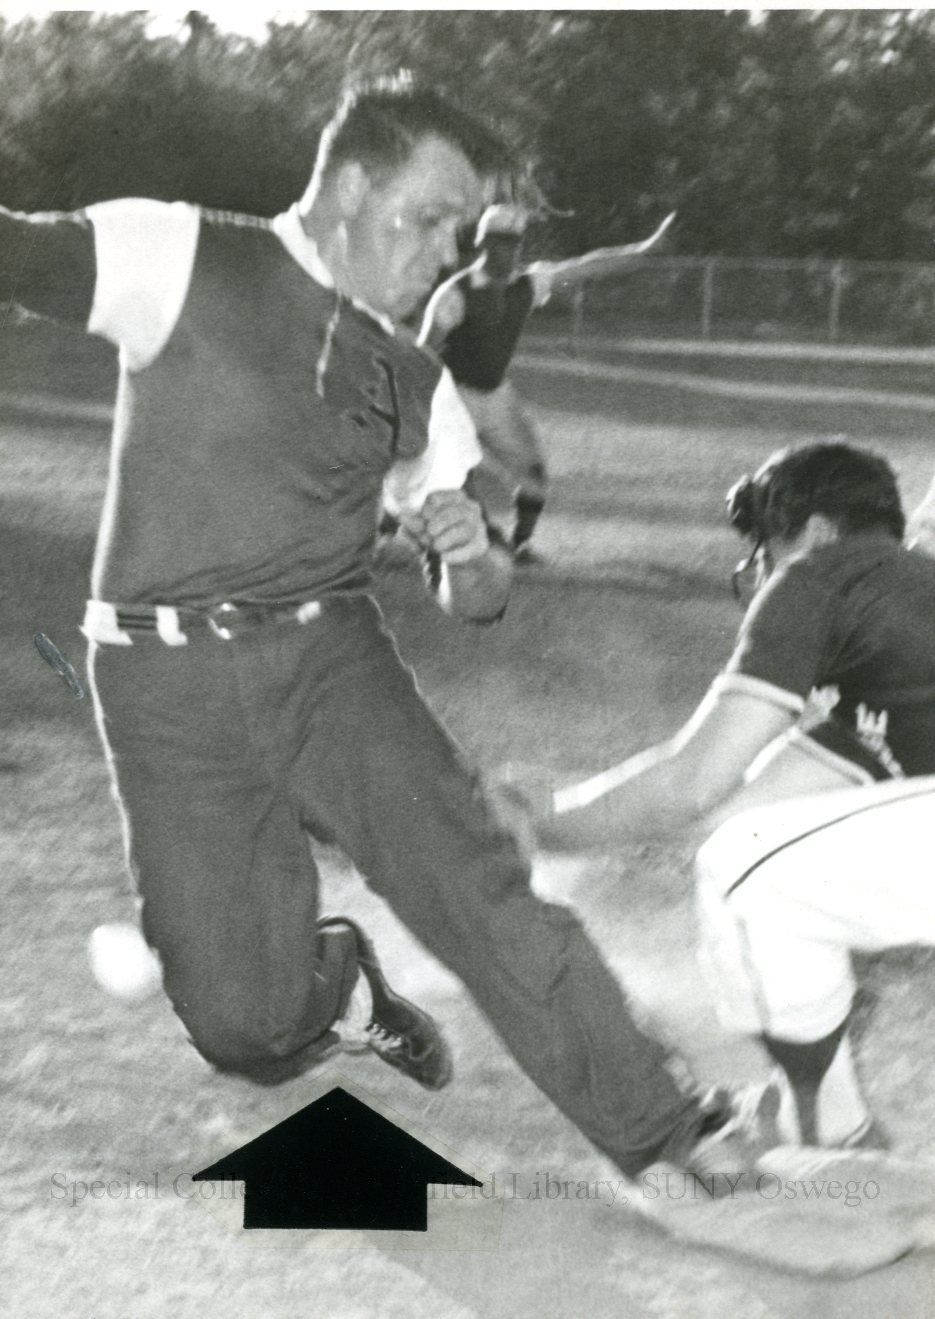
[710,671,806,715]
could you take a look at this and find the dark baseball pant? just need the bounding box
[89,594,699,1177]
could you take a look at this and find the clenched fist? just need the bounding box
[417,489,489,564]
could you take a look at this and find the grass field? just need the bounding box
[3,341,935,1317]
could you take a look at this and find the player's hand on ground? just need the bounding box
[419,489,489,564]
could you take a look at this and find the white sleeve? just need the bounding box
[382,368,483,517]
[418,275,466,346]
[85,199,200,370]
[523,263,554,309]
[907,473,935,556]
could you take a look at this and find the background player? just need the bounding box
[415,203,675,558]
[495,441,935,1151]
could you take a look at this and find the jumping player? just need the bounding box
[416,203,675,558]
[0,78,779,1195]
[497,441,935,1150]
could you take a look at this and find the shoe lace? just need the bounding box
[366,1020,403,1050]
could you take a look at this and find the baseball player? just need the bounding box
[416,203,676,558]
[0,77,772,1189]
[498,441,935,1151]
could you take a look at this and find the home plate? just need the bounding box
[634,1146,935,1278]
[757,1145,935,1224]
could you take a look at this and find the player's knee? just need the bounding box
[182,1005,316,1083]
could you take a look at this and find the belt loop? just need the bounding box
[81,600,133,646]
[155,606,189,647]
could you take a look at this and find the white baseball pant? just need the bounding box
[696,775,935,1042]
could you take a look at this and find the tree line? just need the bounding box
[2,9,935,262]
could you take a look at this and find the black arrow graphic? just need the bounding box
[192,1086,482,1230]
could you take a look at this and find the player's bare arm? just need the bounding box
[528,210,676,300]
[0,206,96,324]
[417,488,512,622]
[507,686,796,852]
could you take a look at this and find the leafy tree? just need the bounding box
[2,9,935,260]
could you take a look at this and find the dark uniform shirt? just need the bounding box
[0,200,479,608]
[440,271,536,393]
[725,533,935,776]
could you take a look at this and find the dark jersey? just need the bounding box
[440,271,536,392]
[0,201,478,607]
[724,533,935,776]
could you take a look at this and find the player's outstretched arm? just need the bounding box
[3,199,200,368]
[0,206,96,326]
[416,488,513,623]
[498,684,796,853]
[528,211,676,300]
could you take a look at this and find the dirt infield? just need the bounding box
[3,351,934,1316]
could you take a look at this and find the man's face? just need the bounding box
[733,523,825,607]
[340,135,483,322]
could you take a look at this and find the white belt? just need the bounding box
[81,599,323,647]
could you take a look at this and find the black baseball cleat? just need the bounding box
[318,916,453,1090]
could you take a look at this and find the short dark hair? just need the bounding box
[314,73,515,186]
[727,441,906,543]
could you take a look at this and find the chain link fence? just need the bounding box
[538,256,935,350]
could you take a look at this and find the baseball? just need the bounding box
[88,922,163,1002]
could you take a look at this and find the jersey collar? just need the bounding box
[273,203,395,336]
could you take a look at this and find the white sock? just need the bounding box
[815,1032,872,1145]
[768,1032,871,1146]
